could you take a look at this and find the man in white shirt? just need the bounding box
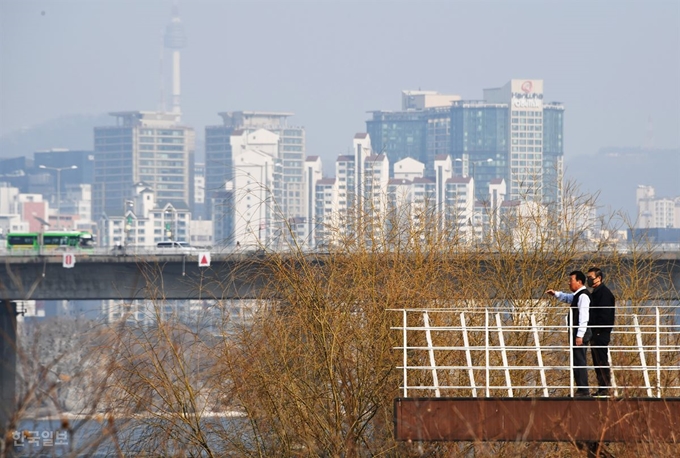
[547,270,592,397]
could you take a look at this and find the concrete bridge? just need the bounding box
[1,251,680,302]
[0,252,275,301]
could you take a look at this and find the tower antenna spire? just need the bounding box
[164,0,187,122]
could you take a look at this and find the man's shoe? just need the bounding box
[593,389,610,398]
[574,390,591,398]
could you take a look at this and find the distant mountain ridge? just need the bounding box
[564,146,680,220]
[0,113,207,162]
[0,114,110,158]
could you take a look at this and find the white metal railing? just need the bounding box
[392,306,680,398]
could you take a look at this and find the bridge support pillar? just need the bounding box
[0,300,18,437]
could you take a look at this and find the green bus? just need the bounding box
[6,231,95,251]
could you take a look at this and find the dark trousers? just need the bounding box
[590,331,612,389]
[573,329,592,391]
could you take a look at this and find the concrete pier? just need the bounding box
[0,301,17,436]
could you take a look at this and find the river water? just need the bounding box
[12,414,241,457]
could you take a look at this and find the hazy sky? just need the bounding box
[1,0,679,167]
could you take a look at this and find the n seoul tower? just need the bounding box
[164,1,187,121]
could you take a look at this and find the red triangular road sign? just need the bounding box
[198,252,211,267]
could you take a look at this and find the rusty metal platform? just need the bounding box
[394,397,680,442]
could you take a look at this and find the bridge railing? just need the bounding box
[391,306,680,398]
[0,246,219,257]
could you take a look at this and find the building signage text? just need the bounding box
[512,98,543,108]
[512,85,543,107]
[511,92,544,100]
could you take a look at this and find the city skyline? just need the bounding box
[1,0,679,221]
[1,1,678,161]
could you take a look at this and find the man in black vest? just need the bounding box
[547,270,592,397]
[586,267,616,397]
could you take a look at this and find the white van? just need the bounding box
[156,241,197,252]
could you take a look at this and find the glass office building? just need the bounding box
[366,111,427,165]
[367,83,564,206]
[366,91,461,173]
[450,103,509,202]
[542,104,565,206]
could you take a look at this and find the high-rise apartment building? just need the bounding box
[310,134,493,249]
[313,177,339,247]
[636,185,680,229]
[479,79,564,204]
[386,177,412,243]
[334,154,356,239]
[229,129,280,247]
[363,153,390,242]
[637,185,656,228]
[305,156,323,247]
[325,134,373,242]
[205,111,306,223]
[445,176,474,239]
[193,162,207,220]
[93,111,195,221]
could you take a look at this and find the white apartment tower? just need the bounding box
[314,178,340,247]
[363,153,390,243]
[328,133,377,242]
[305,156,323,247]
[335,154,355,238]
[636,185,655,228]
[484,80,545,202]
[411,176,436,237]
[229,129,280,247]
[386,178,412,244]
[445,176,475,240]
[205,111,306,247]
[353,133,372,213]
[636,185,680,229]
[207,111,305,218]
[434,154,454,232]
